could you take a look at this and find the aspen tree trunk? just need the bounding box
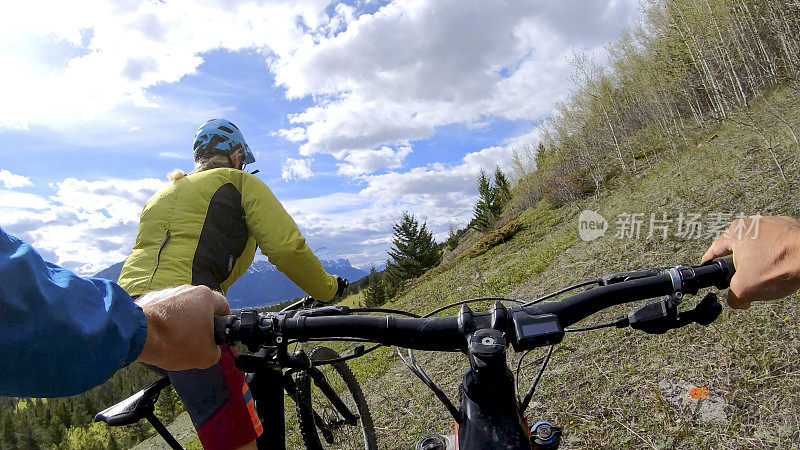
[684,85,704,125]
[704,0,748,105]
[775,0,800,65]
[667,1,721,117]
[729,3,762,95]
[671,1,728,118]
[600,103,627,173]
[738,0,777,78]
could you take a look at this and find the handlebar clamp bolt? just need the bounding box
[275,336,283,344]
[674,291,683,301]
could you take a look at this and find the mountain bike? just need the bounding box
[214,256,734,449]
[97,256,734,449]
[95,297,377,450]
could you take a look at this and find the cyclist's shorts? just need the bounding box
[167,345,263,450]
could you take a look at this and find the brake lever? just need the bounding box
[677,292,722,326]
[624,295,678,334]
[623,293,722,334]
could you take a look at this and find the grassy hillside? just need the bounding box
[331,86,800,449]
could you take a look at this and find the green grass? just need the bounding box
[340,290,367,308]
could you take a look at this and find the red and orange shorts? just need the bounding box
[167,346,263,450]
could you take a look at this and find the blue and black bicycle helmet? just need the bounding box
[193,119,255,167]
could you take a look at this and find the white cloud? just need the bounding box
[0,190,50,210]
[278,127,308,143]
[0,177,165,275]
[0,0,637,153]
[274,0,639,156]
[0,0,332,130]
[0,170,34,189]
[0,0,639,271]
[279,144,517,267]
[281,158,314,181]
[158,152,184,159]
[336,145,412,177]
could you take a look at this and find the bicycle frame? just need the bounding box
[236,344,361,449]
[243,331,534,449]
[457,328,532,448]
[241,347,290,449]
[223,304,559,450]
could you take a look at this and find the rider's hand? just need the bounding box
[302,296,322,308]
[135,285,231,370]
[702,215,800,309]
[335,277,349,299]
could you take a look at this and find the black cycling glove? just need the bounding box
[335,277,349,299]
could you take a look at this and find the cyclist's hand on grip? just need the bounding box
[135,285,231,370]
[302,296,321,308]
[702,215,800,309]
[335,277,349,299]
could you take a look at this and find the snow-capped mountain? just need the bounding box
[93,258,368,309]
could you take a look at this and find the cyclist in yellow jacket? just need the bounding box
[118,119,346,450]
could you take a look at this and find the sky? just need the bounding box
[0,0,640,276]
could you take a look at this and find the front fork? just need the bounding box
[415,304,562,450]
[415,422,561,450]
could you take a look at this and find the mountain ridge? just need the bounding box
[93,258,367,309]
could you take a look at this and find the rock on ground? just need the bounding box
[658,378,729,424]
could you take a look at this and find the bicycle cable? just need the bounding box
[309,343,384,366]
[515,315,626,412]
[522,279,601,307]
[423,296,524,318]
[519,345,554,414]
[514,349,550,403]
[392,297,526,424]
[288,337,375,344]
[396,347,462,422]
[349,307,422,318]
[565,318,626,332]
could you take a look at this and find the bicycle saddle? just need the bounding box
[94,377,171,426]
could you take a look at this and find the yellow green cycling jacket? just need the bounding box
[117,168,338,301]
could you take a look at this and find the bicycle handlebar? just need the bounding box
[215,256,734,353]
[535,255,734,327]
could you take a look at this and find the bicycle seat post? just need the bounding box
[145,412,183,450]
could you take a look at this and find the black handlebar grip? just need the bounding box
[712,255,735,289]
[718,255,735,274]
[213,315,229,345]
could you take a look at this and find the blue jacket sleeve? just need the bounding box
[0,227,147,397]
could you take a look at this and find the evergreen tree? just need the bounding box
[472,167,513,232]
[0,412,17,449]
[493,166,512,212]
[363,267,386,307]
[445,225,460,251]
[383,258,399,299]
[384,212,442,293]
[154,385,182,424]
[472,169,496,232]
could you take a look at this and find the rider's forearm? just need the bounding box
[266,237,338,302]
[0,227,147,397]
[241,175,338,301]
